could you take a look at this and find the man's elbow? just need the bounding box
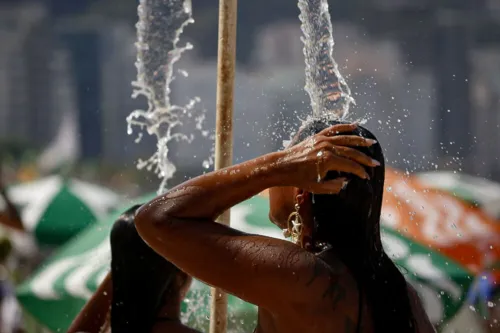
[134,202,171,237]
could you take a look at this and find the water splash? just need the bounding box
[127,0,210,194]
[298,0,355,119]
[182,288,256,332]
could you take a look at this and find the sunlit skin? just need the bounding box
[135,123,435,333]
[67,272,199,333]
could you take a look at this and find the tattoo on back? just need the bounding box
[306,258,347,310]
[305,259,326,286]
[322,276,346,309]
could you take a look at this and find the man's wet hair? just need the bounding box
[110,204,187,332]
[292,117,417,333]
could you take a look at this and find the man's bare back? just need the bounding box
[253,254,434,333]
[254,290,433,333]
[251,253,367,333]
[134,123,436,333]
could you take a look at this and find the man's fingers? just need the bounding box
[318,123,358,136]
[321,153,369,180]
[325,146,380,167]
[325,135,377,147]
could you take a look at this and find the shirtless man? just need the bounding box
[135,120,435,333]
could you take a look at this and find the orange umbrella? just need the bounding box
[384,168,500,276]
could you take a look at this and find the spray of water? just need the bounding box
[127,0,209,194]
[298,0,355,119]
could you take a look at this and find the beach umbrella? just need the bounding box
[17,185,482,332]
[382,169,500,326]
[384,169,500,274]
[16,193,264,332]
[415,171,500,220]
[7,176,120,246]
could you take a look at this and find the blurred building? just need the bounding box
[252,22,304,68]
[0,3,57,147]
[0,0,500,182]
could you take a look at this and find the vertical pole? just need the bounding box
[210,0,237,333]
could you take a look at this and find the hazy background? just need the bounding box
[1,0,499,193]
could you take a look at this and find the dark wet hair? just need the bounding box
[293,117,417,333]
[110,204,187,333]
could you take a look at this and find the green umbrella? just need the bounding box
[416,171,500,220]
[7,176,120,246]
[17,195,471,332]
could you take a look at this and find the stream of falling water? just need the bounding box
[127,0,209,194]
[124,0,355,331]
[126,1,218,330]
[298,0,355,119]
